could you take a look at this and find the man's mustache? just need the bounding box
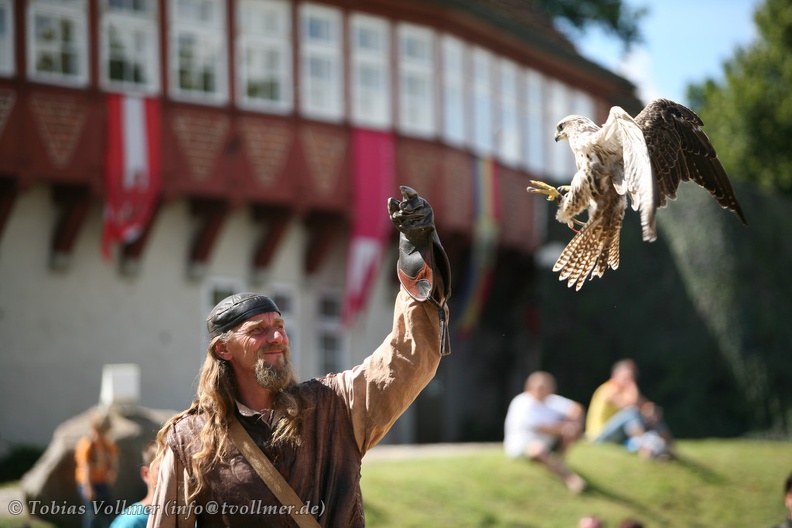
[259,344,289,355]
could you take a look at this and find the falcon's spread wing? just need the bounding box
[635,99,747,235]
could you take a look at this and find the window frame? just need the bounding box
[167,0,229,105]
[99,0,161,95]
[471,46,493,155]
[546,78,573,182]
[349,12,391,129]
[27,0,89,86]
[496,58,521,167]
[202,277,247,353]
[440,34,467,147]
[299,2,343,122]
[523,67,546,177]
[315,288,347,375]
[235,0,293,113]
[0,0,15,77]
[268,283,302,374]
[570,88,595,120]
[397,22,436,138]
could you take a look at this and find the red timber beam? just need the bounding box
[250,204,292,280]
[0,177,17,245]
[119,199,162,275]
[188,198,230,278]
[50,184,91,270]
[304,211,346,275]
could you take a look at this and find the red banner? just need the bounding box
[101,94,161,260]
[343,129,396,324]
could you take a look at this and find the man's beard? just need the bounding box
[254,346,297,392]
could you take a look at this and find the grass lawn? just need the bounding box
[2,439,789,527]
[360,439,792,527]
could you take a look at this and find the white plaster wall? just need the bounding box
[0,185,405,447]
[0,187,210,446]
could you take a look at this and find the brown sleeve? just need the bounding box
[332,288,446,454]
[146,447,196,528]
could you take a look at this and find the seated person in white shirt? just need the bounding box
[504,371,586,493]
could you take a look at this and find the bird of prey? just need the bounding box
[527,98,746,290]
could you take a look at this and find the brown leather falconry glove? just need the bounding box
[388,186,451,356]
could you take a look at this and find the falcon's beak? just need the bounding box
[554,133,563,142]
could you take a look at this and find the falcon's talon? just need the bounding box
[527,180,565,202]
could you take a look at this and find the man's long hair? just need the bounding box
[155,331,306,499]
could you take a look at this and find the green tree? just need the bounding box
[689,0,792,194]
[534,0,648,49]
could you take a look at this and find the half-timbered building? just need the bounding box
[0,0,640,446]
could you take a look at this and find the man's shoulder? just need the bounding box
[166,411,206,441]
[545,393,578,412]
[507,392,533,412]
[304,376,348,402]
[590,381,615,399]
[546,393,576,405]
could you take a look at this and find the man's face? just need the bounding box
[530,378,555,402]
[613,365,636,387]
[223,312,295,390]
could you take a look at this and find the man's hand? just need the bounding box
[388,186,450,305]
[388,186,434,245]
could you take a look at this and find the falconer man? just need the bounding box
[147,186,450,528]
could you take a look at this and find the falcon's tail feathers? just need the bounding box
[553,220,621,291]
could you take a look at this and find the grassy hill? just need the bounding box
[360,439,792,527]
[1,439,789,527]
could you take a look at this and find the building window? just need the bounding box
[168,0,228,104]
[350,13,390,129]
[100,0,160,94]
[203,278,246,348]
[547,78,573,181]
[570,88,595,120]
[524,67,545,176]
[299,3,342,121]
[27,0,89,86]
[236,0,292,112]
[397,23,435,138]
[316,290,346,374]
[497,59,521,166]
[0,0,13,76]
[441,34,466,147]
[269,285,300,371]
[471,47,493,155]
[567,87,595,173]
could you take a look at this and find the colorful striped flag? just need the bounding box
[456,155,501,336]
[101,94,161,260]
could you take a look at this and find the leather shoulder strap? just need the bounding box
[227,415,320,528]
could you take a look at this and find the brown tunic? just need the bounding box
[147,289,446,528]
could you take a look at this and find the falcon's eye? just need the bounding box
[557,123,564,133]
